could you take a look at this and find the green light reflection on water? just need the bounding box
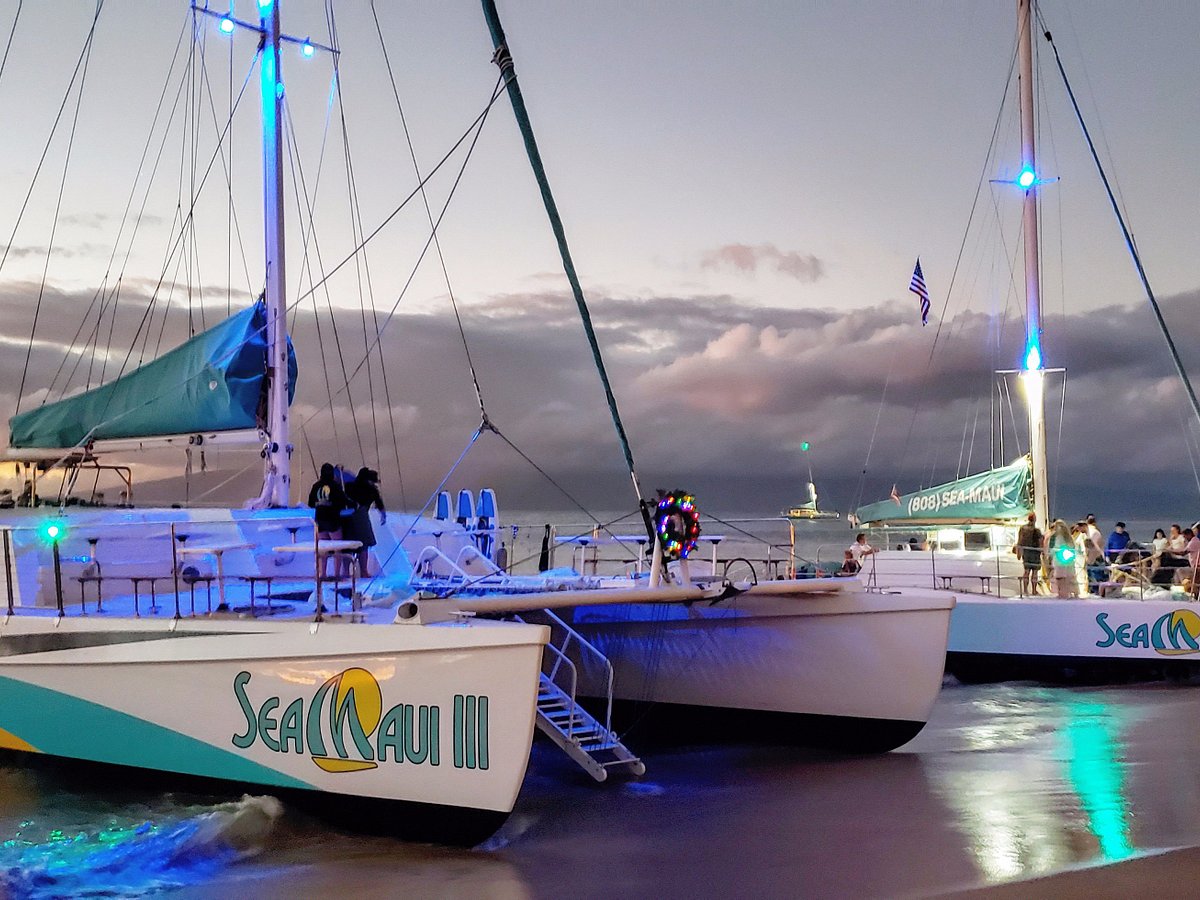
[1062,699,1134,862]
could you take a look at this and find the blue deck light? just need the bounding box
[40,521,65,544]
[1017,166,1037,189]
[219,15,235,34]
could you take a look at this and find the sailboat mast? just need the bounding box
[1017,0,1049,528]
[253,0,291,509]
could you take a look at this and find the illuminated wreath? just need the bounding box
[654,490,701,562]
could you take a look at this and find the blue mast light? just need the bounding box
[1017,166,1037,189]
[1025,342,1042,372]
[219,15,235,34]
[301,39,314,58]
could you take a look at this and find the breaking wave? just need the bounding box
[0,794,283,899]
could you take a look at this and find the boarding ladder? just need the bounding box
[515,609,644,782]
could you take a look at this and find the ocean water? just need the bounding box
[6,682,1200,898]
[500,511,854,578]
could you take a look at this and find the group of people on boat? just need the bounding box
[307,463,387,577]
[1014,512,1200,598]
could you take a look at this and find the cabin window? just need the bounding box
[963,532,991,551]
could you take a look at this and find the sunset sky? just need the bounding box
[0,1,1197,519]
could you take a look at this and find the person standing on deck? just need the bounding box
[1015,512,1043,597]
[1072,523,1091,596]
[344,468,386,577]
[307,463,350,579]
[1085,515,1103,558]
[1045,519,1077,599]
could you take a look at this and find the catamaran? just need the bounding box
[0,0,956,843]
[852,0,1200,683]
[0,0,548,847]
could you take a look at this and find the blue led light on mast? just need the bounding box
[1017,166,1037,189]
[301,38,314,58]
[219,14,235,34]
[1024,342,1042,372]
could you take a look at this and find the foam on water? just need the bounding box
[0,794,282,899]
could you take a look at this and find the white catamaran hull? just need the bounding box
[0,614,546,845]
[561,587,954,752]
[948,594,1200,682]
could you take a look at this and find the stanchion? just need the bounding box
[170,522,182,619]
[52,540,64,617]
[3,530,13,616]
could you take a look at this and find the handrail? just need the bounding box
[535,607,616,736]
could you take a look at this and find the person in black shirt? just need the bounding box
[344,468,386,577]
[307,463,350,577]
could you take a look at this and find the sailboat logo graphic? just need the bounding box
[311,668,384,772]
[231,667,450,771]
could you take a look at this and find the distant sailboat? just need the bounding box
[781,443,839,520]
[782,481,840,521]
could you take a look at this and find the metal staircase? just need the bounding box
[517,609,644,782]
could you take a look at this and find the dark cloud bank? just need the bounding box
[3,279,1200,522]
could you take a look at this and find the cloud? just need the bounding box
[2,278,1200,519]
[700,243,825,282]
[2,243,109,261]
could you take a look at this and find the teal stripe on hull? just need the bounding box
[0,674,314,791]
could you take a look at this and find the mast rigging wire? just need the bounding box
[12,0,107,413]
[0,1,21,88]
[885,39,1018,492]
[1043,27,1200,435]
[283,93,364,463]
[289,78,505,436]
[371,0,489,423]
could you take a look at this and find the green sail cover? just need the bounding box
[8,301,297,449]
[856,456,1033,525]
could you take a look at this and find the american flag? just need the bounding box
[909,258,930,326]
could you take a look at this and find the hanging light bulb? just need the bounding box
[301,39,315,58]
[219,14,235,34]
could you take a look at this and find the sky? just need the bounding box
[0,1,1197,522]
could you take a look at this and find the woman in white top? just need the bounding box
[1152,528,1169,554]
[1045,520,1078,599]
[1169,524,1187,552]
[1072,524,1090,597]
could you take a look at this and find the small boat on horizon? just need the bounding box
[782,481,842,521]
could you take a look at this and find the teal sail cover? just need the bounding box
[8,302,297,449]
[855,456,1033,525]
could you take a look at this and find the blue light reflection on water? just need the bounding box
[0,794,281,899]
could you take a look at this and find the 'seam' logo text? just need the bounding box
[232,668,489,772]
[1095,609,1200,656]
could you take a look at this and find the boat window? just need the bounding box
[963,532,991,551]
